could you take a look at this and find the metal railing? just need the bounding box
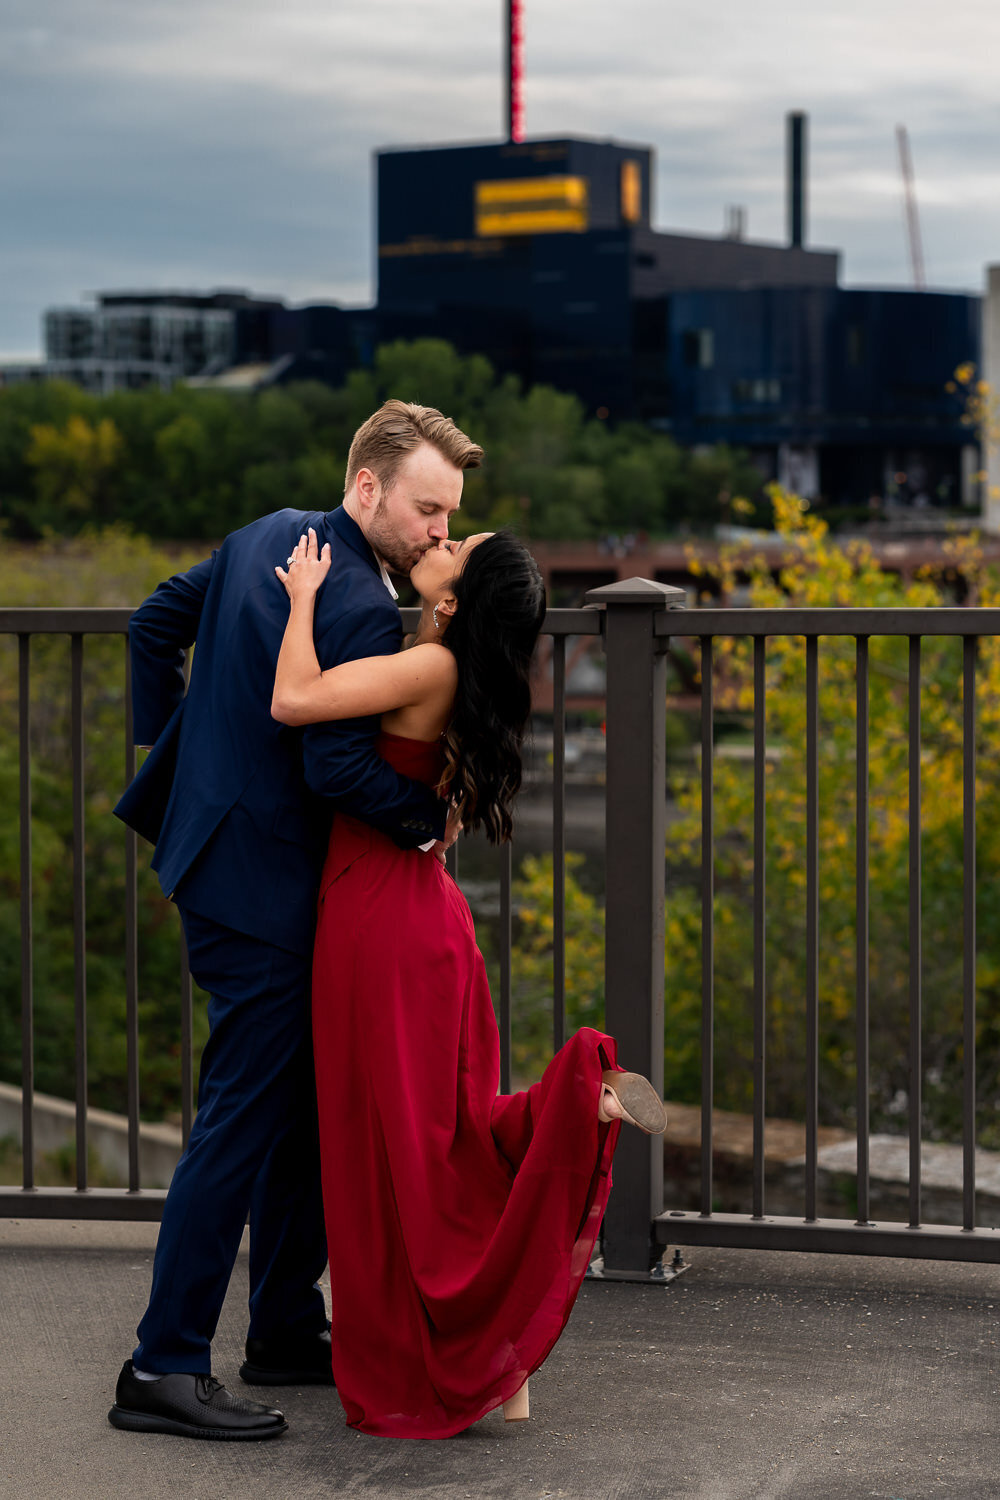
[0,604,598,1221]
[640,597,1000,1272]
[1,608,193,1219]
[4,594,1000,1275]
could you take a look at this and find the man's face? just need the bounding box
[363,442,464,575]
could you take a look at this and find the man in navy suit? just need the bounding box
[108,400,482,1441]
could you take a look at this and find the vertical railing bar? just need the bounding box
[699,637,715,1217]
[552,635,567,1054]
[499,840,513,1094]
[908,636,922,1229]
[124,637,140,1192]
[18,636,35,1191]
[855,636,871,1224]
[963,636,977,1231]
[180,930,194,1148]
[805,635,819,1221]
[71,634,88,1192]
[752,635,766,1219]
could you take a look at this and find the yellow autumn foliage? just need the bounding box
[27,414,123,518]
[664,486,1000,1141]
[511,483,1000,1144]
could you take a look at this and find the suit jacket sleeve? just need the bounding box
[301,599,448,847]
[128,556,215,746]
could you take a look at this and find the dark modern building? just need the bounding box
[234,302,377,389]
[373,133,980,507]
[376,135,838,416]
[664,285,979,504]
[11,124,981,507]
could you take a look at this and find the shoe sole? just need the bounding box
[108,1405,288,1440]
[239,1361,335,1387]
[611,1074,667,1135]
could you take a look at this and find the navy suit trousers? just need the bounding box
[133,906,328,1373]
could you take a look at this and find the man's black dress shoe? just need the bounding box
[240,1325,335,1386]
[108,1360,288,1440]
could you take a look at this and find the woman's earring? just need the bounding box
[433,604,440,631]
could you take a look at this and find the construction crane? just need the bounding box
[896,124,926,290]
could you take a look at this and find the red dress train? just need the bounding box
[311,732,620,1439]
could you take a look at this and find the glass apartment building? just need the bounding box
[41,292,251,392]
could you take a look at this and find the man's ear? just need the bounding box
[355,467,378,510]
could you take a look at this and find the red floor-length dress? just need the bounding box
[311,732,621,1439]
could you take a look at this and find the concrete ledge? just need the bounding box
[663,1101,1000,1225]
[0,1083,183,1189]
[6,1084,1000,1229]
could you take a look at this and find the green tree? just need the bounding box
[27,414,123,527]
[0,340,763,541]
[667,490,1000,1141]
[0,531,210,1128]
[509,853,605,1080]
[504,488,1000,1146]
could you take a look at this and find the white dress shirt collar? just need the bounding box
[375,556,398,600]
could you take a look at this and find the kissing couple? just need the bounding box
[109,398,666,1441]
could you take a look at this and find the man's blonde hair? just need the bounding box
[344,399,484,496]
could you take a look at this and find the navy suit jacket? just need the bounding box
[114,505,447,955]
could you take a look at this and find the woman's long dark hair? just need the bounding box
[439,531,546,844]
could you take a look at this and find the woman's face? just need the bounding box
[411,532,492,599]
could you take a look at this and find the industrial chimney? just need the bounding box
[786,111,807,248]
[506,0,524,143]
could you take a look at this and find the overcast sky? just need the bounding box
[3,0,999,358]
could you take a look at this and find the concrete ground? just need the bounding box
[1,1217,998,1500]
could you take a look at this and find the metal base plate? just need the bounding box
[585,1251,690,1285]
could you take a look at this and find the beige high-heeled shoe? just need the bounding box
[502,1379,529,1423]
[598,1070,667,1134]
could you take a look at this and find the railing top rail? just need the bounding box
[2,605,603,638]
[0,607,135,633]
[656,606,1000,638]
[9,603,1000,641]
[539,607,602,636]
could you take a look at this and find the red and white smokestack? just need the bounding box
[506,0,524,143]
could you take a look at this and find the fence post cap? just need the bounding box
[585,577,687,608]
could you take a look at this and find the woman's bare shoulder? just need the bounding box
[403,642,459,681]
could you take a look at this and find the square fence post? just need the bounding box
[586,578,687,1278]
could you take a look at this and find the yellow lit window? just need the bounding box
[620,160,642,223]
[475,176,589,236]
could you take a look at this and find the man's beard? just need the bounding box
[368,499,425,575]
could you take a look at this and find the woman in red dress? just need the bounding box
[272,527,666,1439]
